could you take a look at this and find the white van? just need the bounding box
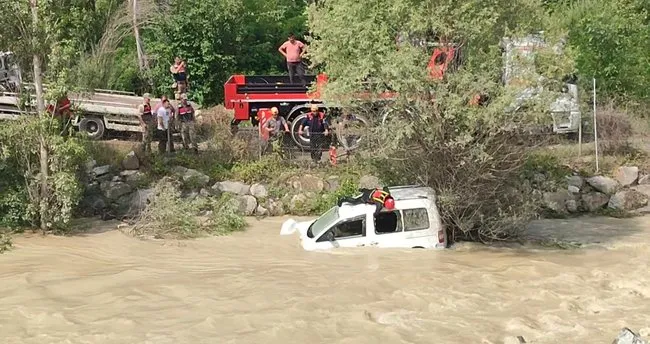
[280,186,447,250]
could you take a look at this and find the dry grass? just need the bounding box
[535,103,650,175]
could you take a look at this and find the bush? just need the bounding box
[594,104,634,155]
[0,116,90,231]
[129,178,247,239]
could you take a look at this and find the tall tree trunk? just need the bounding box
[30,0,45,113]
[30,0,49,231]
[132,0,148,71]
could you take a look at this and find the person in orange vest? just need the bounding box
[177,93,198,153]
[337,187,395,214]
[298,104,329,163]
[47,96,73,137]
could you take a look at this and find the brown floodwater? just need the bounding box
[1,215,650,344]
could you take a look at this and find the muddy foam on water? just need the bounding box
[1,216,649,343]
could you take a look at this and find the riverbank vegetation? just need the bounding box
[1,0,649,248]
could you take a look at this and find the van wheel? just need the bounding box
[79,116,105,140]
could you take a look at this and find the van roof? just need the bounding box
[388,185,436,201]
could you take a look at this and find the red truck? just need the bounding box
[224,40,461,150]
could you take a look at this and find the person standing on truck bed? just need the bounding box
[178,93,198,153]
[278,33,306,85]
[138,93,155,153]
[170,57,187,94]
[298,104,329,163]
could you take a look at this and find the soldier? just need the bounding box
[178,93,198,153]
[137,93,155,153]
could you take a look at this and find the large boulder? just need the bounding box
[78,194,108,216]
[102,181,133,200]
[566,175,584,189]
[120,170,147,186]
[614,166,639,187]
[122,151,140,170]
[581,192,610,212]
[182,168,210,188]
[92,165,111,177]
[325,176,341,192]
[638,174,650,185]
[114,188,154,217]
[359,174,382,189]
[608,190,648,211]
[213,181,250,195]
[266,199,285,216]
[250,183,268,198]
[586,176,619,195]
[289,174,324,192]
[255,205,269,216]
[235,195,257,216]
[289,193,310,213]
[542,191,574,213]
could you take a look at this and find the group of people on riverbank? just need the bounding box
[137,92,198,154]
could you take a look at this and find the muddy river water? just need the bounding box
[1,215,650,344]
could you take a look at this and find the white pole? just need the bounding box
[578,94,582,157]
[592,77,599,173]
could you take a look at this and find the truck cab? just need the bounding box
[280,186,447,251]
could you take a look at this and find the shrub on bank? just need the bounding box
[128,178,247,239]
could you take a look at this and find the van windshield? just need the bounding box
[307,206,340,239]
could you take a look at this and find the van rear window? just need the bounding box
[402,208,429,231]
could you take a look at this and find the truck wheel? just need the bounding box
[79,116,105,140]
[290,113,311,150]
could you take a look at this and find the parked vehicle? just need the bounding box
[225,32,581,150]
[0,51,200,140]
[280,185,447,251]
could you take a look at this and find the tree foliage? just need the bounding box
[143,0,307,104]
[548,0,650,102]
[307,0,575,241]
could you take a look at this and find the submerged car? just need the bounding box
[280,185,447,250]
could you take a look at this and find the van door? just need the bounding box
[371,210,408,248]
[313,215,368,249]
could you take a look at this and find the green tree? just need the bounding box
[144,0,307,105]
[549,0,650,102]
[307,0,573,241]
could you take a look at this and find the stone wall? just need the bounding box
[542,166,650,215]
[79,151,383,220]
[79,150,650,221]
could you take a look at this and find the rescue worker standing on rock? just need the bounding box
[178,93,198,153]
[337,187,395,214]
[137,93,155,153]
[298,104,329,163]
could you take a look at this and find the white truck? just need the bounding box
[0,51,200,140]
[501,33,582,135]
[280,185,447,251]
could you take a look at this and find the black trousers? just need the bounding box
[310,132,326,162]
[287,61,305,85]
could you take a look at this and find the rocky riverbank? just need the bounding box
[540,166,650,215]
[79,150,650,223]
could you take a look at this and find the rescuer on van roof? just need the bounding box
[337,187,395,214]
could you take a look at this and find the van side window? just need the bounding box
[317,216,365,242]
[402,208,429,231]
[374,211,403,234]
